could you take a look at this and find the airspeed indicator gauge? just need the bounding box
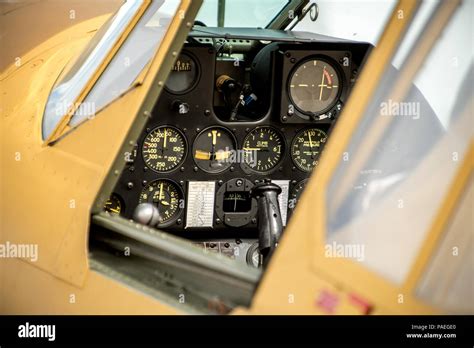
[142,126,186,173]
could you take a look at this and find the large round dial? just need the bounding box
[288,58,340,115]
[291,128,327,172]
[193,126,236,173]
[242,127,284,173]
[138,179,183,227]
[142,126,186,172]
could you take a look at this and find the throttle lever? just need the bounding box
[251,180,283,265]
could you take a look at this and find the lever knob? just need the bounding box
[251,180,283,263]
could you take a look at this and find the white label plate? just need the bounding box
[185,181,216,228]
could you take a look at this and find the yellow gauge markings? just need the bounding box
[211,130,218,145]
[158,182,164,201]
[195,150,211,160]
[308,131,314,148]
[163,128,167,148]
[243,147,263,151]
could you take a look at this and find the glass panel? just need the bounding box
[70,0,181,127]
[324,0,473,285]
[292,0,397,45]
[415,179,473,314]
[196,0,289,27]
[42,0,144,140]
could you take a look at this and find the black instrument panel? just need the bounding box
[106,40,371,240]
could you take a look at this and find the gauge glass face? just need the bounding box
[142,126,186,172]
[243,127,284,173]
[193,127,236,173]
[291,128,327,172]
[104,194,122,215]
[289,59,340,115]
[139,179,183,226]
[165,53,199,94]
[223,192,252,213]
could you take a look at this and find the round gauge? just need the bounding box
[242,127,284,173]
[290,179,308,207]
[165,52,199,94]
[104,194,123,215]
[288,58,341,115]
[142,126,186,172]
[291,128,327,172]
[138,179,183,227]
[193,126,236,173]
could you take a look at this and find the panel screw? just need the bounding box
[204,109,211,116]
[251,218,257,224]
[236,179,243,187]
[193,167,198,172]
[127,182,134,189]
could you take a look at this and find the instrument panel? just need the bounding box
[106,40,370,246]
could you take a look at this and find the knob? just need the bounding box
[132,203,161,227]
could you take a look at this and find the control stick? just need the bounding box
[251,180,283,265]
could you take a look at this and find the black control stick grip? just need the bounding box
[251,180,283,263]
